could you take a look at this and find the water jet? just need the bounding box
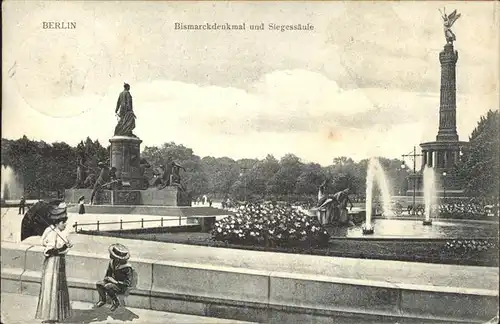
[1,165,23,201]
[363,157,392,235]
[422,166,437,226]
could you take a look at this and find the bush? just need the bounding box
[211,202,330,248]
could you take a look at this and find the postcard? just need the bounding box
[1,1,498,323]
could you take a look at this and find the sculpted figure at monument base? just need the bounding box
[151,165,169,189]
[71,157,87,189]
[316,181,354,226]
[90,162,118,205]
[149,161,186,191]
[83,174,96,189]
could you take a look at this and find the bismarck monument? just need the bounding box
[410,9,468,197]
[109,82,143,190]
[65,83,192,207]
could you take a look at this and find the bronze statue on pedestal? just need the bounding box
[114,83,136,137]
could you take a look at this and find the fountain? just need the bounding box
[1,165,23,202]
[423,166,437,226]
[362,157,393,235]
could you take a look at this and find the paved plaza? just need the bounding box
[1,207,209,241]
[0,292,255,324]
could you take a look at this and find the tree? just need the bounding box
[244,162,269,197]
[201,156,239,197]
[326,157,364,194]
[457,110,499,200]
[295,163,324,195]
[332,156,354,167]
[1,137,77,197]
[48,142,76,191]
[260,155,280,195]
[271,154,303,196]
[4,136,41,196]
[1,134,429,202]
[230,179,246,201]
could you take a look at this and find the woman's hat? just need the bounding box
[48,201,68,221]
[109,243,130,261]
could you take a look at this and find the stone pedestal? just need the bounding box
[65,187,191,206]
[109,136,143,190]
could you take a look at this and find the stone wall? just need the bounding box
[1,241,497,323]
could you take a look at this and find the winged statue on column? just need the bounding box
[440,8,461,45]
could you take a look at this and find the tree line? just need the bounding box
[1,110,498,202]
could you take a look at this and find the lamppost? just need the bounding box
[442,171,447,202]
[401,146,423,216]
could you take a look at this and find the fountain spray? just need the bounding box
[423,166,436,226]
[363,157,393,235]
[1,165,23,201]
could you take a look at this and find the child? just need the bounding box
[95,243,133,311]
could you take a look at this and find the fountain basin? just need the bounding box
[328,218,498,239]
[81,222,499,267]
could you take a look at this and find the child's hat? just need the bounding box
[109,243,130,260]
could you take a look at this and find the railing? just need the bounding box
[73,215,193,233]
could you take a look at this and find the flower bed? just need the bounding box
[211,202,330,248]
[444,239,498,254]
[438,202,498,219]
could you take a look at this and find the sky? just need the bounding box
[2,1,499,166]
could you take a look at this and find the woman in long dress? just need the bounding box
[35,201,73,323]
[78,196,85,215]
